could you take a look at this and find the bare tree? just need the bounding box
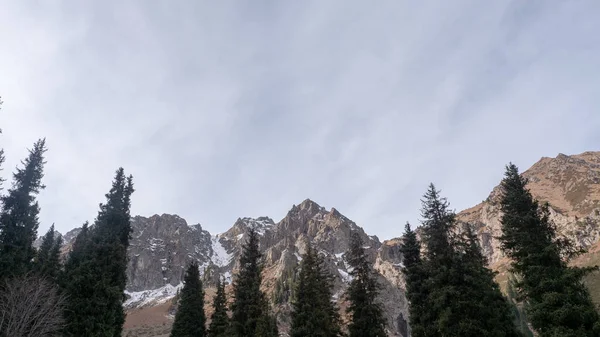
[0,274,66,337]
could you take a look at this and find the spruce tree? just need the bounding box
[0,139,47,279]
[171,261,207,337]
[230,226,276,337]
[345,232,387,337]
[256,297,279,337]
[499,163,600,337]
[36,224,63,280]
[291,244,342,337]
[418,184,522,337]
[208,278,229,337]
[452,224,522,337]
[399,223,428,337]
[62,168,134,337]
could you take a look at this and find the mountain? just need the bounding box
[54,150,600,337]
[58,199,409,336]
[457,151,600,291]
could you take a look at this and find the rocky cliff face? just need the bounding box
[457,152,600,266]
[58,200,409,336]
[55,151,600,337]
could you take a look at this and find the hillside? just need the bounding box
[56,200,409,336]
[457,151,600,292]
[57,151,600,337]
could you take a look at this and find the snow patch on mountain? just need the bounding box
[124,283,182,308]
[211,236,232,267]
[338,268,353,283]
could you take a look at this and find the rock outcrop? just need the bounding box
[56,200,409,336]
[458,152,600,266]
[52,151,600,337]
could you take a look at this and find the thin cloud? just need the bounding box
[0,1,598,239]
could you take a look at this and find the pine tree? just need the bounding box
[0,139,47,279]
[230,226,276,337]
[256,297,279,337]
[418,184,523,337]
[36,224,63,280]
[62,168,135,337]
[291,244,342,337]
[399,223,428,337]
[208,278,229,337]
[498,163,600,337]
[452,224,522,337]
[171,261,207,337]
[345,232,387,337]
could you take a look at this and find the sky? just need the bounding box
[1,1,599,240]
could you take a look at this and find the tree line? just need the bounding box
[400,165,600,337]
[1,95,599,336]
[170,222,387,337]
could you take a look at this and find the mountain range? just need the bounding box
[52,151,600,337]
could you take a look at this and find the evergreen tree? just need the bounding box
[452,224,522,337]
[399,223,428,337]
[0,139,47,279]
[256,297,279,337]
[171,261,207,337]
[345,232,387,337]
[208,278,229,337]
[36,224,63,280]
[418,184,523,337]
[230,226,276,337]
[62,168,134,337]
[291,244,342,337]
[498,163,600,337]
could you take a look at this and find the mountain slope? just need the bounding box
[57,200,409,336]
[457,151,600,288]
[55,150,600,337]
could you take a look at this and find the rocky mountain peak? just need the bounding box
[458,151,600,266]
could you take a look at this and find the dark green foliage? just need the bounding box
[345,232,387,337]
[0,139,47,279]
[36,224,63,281]
[452,224,522,337]
[171,261,207,337]
[208,278,229,337]
[399,223,428,337]
[62,168,135,337]
[256,298,279,337]
[415,184,522,337]
[291,244,342,337]
[230,227,277,337]
[273,266,296,305]
[499,163,600,337]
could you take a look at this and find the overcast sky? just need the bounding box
[1,1,599,240]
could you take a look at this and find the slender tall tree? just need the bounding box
[0,139,47,279]
[291,244,342,337]
[256,297,279,337]
[418,184,522,337]
[208,278,229,337]
[499,163,600,337]
[171,261,207,337]
[399,223,428,337]
[452,224,522,337]
[62,168,134,337]
[36,224,63,281]
[345,232,387,337]
[230,226,277,337]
